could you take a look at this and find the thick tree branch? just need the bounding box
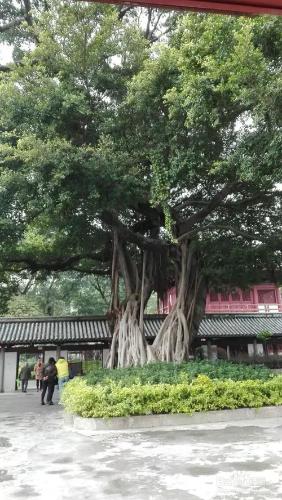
[101,210,168,250]
[71,267,111,276]
[178,183,242,236]
[211,224,267,242]
[147,11,163,42]
[4,251,109,272]
[0,1,32,33]
[222,191,281,212]
[0,65,11,72]
[118,6,133,20]
[179,221,279,245]
[0,17,26,33]
[145,8,153,40]
[23,0,33,26]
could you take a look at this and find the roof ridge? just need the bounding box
[203,313,281,319]
[0,315,109,323]
[0,313,167,323]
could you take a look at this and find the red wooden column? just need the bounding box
[86,0,282,15]
[276,287,282,309]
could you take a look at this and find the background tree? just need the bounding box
[4,272,112,316]
[6,294,42,317]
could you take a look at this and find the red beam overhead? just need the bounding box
[89,1,282,15]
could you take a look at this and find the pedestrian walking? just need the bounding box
[34,358,44,391]
[41,357,57,406]
[56,356,69,396]
[19,362,32,393]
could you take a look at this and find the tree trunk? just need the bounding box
[107,238,155,368]
[153,241,206,362]
[109,296,151,368]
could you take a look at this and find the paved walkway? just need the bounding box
[1,392,282,499]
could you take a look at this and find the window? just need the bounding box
[68,352,82,362]
[209,292,219,302]
[257,289,276,304]
[266,344,274,356]
[248,343,264,357]
[256,344,264,356]
[231,290,240,301]
[221,292,229,302]
[242,290,251,301]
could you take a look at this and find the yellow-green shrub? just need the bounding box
[62,375,282,418]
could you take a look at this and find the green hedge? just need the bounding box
[62,375,282,418]
[85,361,273,388]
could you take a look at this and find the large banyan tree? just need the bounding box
[0,4,281,366]
[105,14,282,364]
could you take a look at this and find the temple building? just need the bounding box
[159,283,282,315]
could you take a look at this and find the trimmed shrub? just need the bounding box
[62,374,282,419]
[85,360,273,388]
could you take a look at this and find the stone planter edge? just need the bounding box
[64,405,282,432]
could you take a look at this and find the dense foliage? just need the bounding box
[62,373,282,418]
[257,330,273,342]
[85,361,273,386]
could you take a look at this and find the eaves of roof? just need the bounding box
[1,313,282,346]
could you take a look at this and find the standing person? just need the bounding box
[41,357,57,406]
[19,362,31,393]
[34,358,44,391]
[56,356,69,396]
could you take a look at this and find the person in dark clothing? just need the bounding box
[41,357,57,406]
[19,363,32,392]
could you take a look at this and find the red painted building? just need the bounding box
[159,283,282,315]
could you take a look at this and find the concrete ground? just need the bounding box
[1,392,282,500]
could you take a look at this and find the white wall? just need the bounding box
[44,350,68,362]
[44,350,57,362]
[102,349,109,368]
[0,349,5,392]
[3,352,17,392]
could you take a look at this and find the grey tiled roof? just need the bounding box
[0,315,165,346]
[144,315,164,338]
[0,316,111,346]
[0,314,282,346]
[198,314,282,338]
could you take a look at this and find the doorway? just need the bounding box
[17,352,42,391]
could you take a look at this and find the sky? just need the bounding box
[0,43,13,64]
